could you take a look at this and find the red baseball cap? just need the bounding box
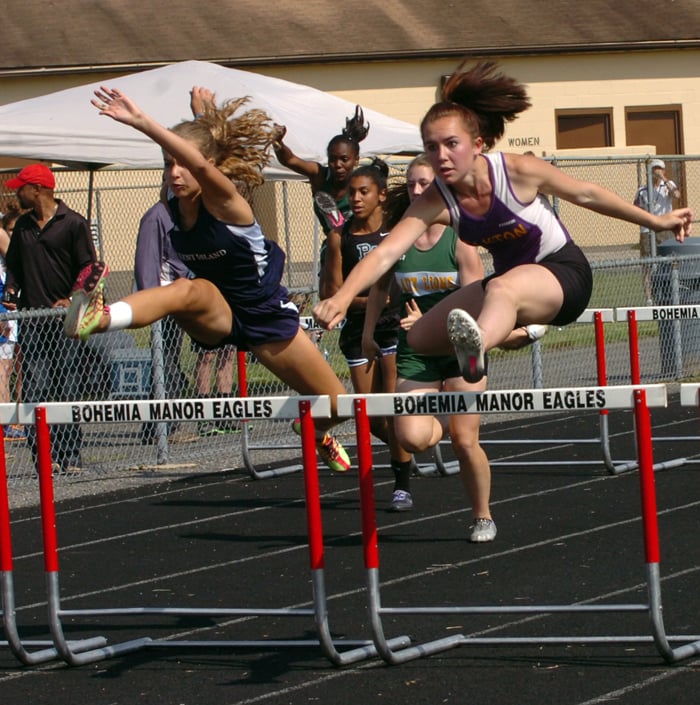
[5,163,56,190]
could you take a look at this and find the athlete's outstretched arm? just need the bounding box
[91,86,253,225]
[507,153,693,241]
[313,186,447,329]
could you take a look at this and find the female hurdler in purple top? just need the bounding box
[434,151,572,272]
[314,60,694,383]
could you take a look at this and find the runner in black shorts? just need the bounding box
[321,158,413,479]
[315,60,693,385]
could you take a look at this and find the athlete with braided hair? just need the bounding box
[64,86,351,473]
[315,60,693,383]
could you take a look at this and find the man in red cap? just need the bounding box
[3,163,101,474]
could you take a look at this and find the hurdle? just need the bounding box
[616,305,697,469]
[679,382,700,475]
[432,309,644,475]
[26,396,409,667]
[239,318,348,480]
[339,385,700,664]
[235,350,294,480]
[0,408,107,665]
[679,383,700,415]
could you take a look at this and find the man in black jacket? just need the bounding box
[4,163,99,473]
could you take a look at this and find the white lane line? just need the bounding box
[573,658,700,705]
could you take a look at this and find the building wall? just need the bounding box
[255,50,700,155]
[1,50,698,169]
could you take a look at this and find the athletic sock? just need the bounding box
[391,459,413,492]
[106,301,133,331]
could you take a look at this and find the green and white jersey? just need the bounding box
[394,225,461,314]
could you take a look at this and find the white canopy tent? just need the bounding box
[0,60,422,178]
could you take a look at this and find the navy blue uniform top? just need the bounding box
[168,198,286,305]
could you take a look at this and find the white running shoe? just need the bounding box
[387,489,414,513]
[447,308,485,383]
[468,518,497,543]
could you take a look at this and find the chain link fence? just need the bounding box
[1,156,699,484]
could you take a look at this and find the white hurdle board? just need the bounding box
[616,305,700,322]
[7,396,332,426]
[0,403,19,425]
[680,383,700,406]
[576,308,615,323]
[337,385,667,418]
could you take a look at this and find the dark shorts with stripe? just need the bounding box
[191,284,300,352]
[484,241,593,327]
[339,332,398,367]
[339,313,399,364]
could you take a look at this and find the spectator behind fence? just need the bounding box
[134,200,192,444]
[0,205,24,440]
[634,158,681,304]
[4,163,100,474]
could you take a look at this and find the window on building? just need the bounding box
[625,106,682,154]
[555,109,613,149]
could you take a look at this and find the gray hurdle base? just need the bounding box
[338,385,700,665]
[0,405,108,665]
[234,346,446,481]
[18,396,410,667]
[240,310,630,481]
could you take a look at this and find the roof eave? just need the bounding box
[1,40,698,78]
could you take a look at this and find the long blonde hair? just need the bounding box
[171,96,276,199]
